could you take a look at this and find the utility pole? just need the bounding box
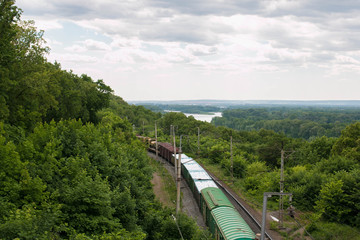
[180,135,182,150]
[142,121,144,135]
[279,148,285,228]
[172,125,177,180]
[155,121,158,158]
[177,136,183,215]
[197,127,200,156]
[170,125,173,145]
[261,192,292,240]
[230,136,233,183]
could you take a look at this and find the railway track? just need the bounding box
[200,165,280,240]
[148,144,281,240]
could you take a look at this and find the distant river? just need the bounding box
[164,110,222,123]
[184,112,222,122]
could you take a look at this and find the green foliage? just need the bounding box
[314,155,359,174]
[315,179,349,222]
[106,95,161,136]
[0,203,62,240]
[256,129,289,168]
[221,155,247,178]
[157,103,359,231]
[289,136,336,166]
[213,107,360,139]
[307,221,360,240]
[0,2,112,129]
[61,171,120,235]
[315,169,360,227]
[2,0,360,237]
[332,122,360,161]
[1,116,207,239]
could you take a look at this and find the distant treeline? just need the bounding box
[212,107,360,139]
[141,104,222,114]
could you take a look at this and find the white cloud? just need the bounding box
[83,39,111,51]
[65,39,111,53]
[336,55,360,65]
[35,19,63,31]
[65,45,86,53]
[16,0,360,100]
[261,0,305,13]
[110,37,143,49]
[50,53,98,63]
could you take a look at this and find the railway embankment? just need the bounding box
[149,151,284,239]
[148,152,206,228]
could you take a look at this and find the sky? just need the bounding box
[16,0,360,101]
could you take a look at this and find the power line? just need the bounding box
[172,215,184,240]
[292,216,315,240]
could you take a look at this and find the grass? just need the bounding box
[149,156,177,208]
[307,221,360,240]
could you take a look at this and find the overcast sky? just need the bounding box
[16,0,360,101]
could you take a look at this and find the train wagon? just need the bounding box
[210,206,255,240]
[200,187,234,226]
[181,160,205,184]
[144,138,255,240]
[178,153,193,161]
[192,172,217,204]
[157,142,179,164]
[180,159,218,204]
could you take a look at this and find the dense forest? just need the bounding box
[1,1,360,239]
[0,1,206,239]
[212,107,360,139]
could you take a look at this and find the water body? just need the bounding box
[184,112,222,123]
[164,110,222,123]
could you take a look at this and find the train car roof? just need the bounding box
[181,157,196,164]
[173,153,193,163]
[211,206,255,240]
[194,180,218,193]
[185,164,205,172]
[201,187,234,210]
[174,153,191,158]
[188,171,212,180]
[158,142,179,153]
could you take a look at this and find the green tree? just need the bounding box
[315,179,350,223]
[0,0,21,121]
[332,122,360,161]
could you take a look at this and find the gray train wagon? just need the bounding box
[181,160,203,186]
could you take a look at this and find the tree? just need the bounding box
[332,122,360,161]
[315,179,350,223]
[0,0,21,121]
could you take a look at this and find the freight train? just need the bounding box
[139,136,256,240]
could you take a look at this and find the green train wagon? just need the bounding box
[200,187,234,226]
[209,206,255,240]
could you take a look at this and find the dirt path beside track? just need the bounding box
[151,172,173,208]
[148,152,206,228]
